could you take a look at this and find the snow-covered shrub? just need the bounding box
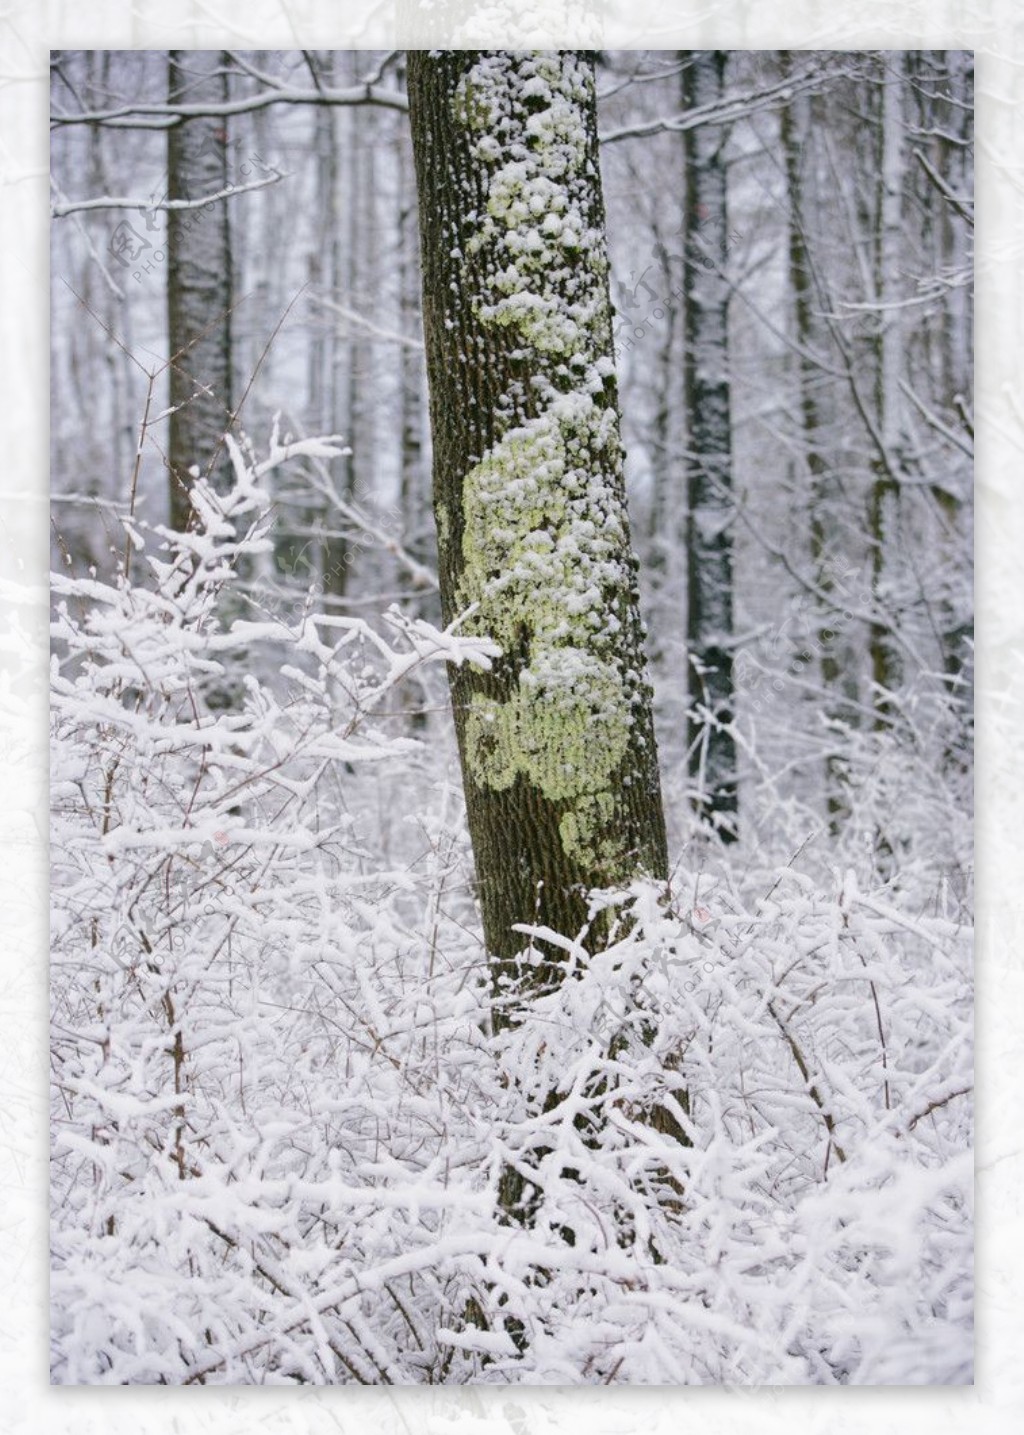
[50,434,971,1385]
[50,437,499,1384]
[470,871,972,1384]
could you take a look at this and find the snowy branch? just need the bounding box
[50,169,286,219]
[51,82,408,131]
[599,61,844,145]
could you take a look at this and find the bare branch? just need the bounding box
[307,293,424,351]
[899,379,974,458]
[51,82,408,131]
[599,61,844,146]
[912,146,974,226]
[51,167,286,220]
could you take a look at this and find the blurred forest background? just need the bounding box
[50,48,973,884]
[48,51,974,1385]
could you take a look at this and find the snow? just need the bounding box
[47,49,973,1389]
[49,445,972,1383]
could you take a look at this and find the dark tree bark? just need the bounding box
[912,50,974,769]
[406,51,669,1018]
[682,51,738,842]
[166,51,234,530]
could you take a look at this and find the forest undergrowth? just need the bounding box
[50,441,973,1385]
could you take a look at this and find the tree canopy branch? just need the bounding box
[51,82,408,130]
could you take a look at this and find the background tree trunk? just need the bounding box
[396,55,430,590]
[166,50,234,530]
[781,58,854,830]
[682,51,738,842]
[407,50,669,1016]
[869,52,906,722]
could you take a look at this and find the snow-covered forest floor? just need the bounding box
[50,445,972,1385]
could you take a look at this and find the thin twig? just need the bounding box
[51,170,285,219]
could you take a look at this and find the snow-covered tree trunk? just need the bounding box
[406,51,669,1009]
[868,54,905,720]
[166,51,233,529]
[683,51,738,841]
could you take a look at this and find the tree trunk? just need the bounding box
[682,51,738,842]
[396,56,430,591]
[307,50,342,598]
[868,53,905,721]
[406,51,669,1016]
[319,50,365,603]
[166,51,233,530]
[781,61,854,830]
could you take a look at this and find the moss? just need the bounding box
[464,695,520,792]
[559,792,624,867]
[458,407,634,869]
[458,54,605,363]
[464,658,630,809]
[458,402,625,642]
[451,73,496,133]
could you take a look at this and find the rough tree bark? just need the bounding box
[166,50,234,530]
[406,51,669,1019]
[682,51,738,842]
